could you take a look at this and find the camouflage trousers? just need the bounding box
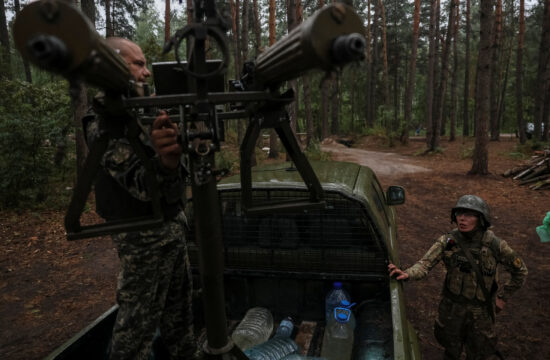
[434,296,500,360]
[109,212,197,360]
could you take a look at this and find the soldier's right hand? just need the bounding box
[151,110,182,170]
[388,262,409,281]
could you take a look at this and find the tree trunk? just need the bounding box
[369,0,379,126]
[516,0,526,144]
[0,0,11,79]
[241,0,249,62]
[431,0,457,150]
[534,0,550,141]
[165,0,171,43]
[425,0,437,149]
[252,0,262,56]
[304,75,313,146]
[365,0,373,128]
[331,75,340,135]
[286,0,298,135]
[469,0,492,175]
[186,0,193,23]
[449,0,459,142]
[379,0,390,109]
[105,0,113,37]
[230,0,244,144]
[14,0,32,82]
[462,0,471,136]
[402,0,421,144]
[490,0,503,141]
[268,0,278,158]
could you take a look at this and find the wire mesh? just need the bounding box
[188,189,387,275]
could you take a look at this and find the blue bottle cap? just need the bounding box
[333,281,343,289]
[336,312,349,323]
[340,300,350,306]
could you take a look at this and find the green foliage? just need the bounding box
[459,146,474,159]
[0,79,72,209]
[304,139,331,162]
[216,148,239,174]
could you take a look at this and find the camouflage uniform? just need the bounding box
[405,229,527,360]
[84,98,197,360]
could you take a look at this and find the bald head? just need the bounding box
[106,37,151,83]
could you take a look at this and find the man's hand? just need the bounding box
[151,111,182,170]
[388,262,409,281]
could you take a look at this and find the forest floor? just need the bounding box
[1,134,549,360]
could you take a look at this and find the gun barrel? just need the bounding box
[255,3,365,86]
[13,0,131,93]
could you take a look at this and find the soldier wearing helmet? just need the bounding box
[388,195,527,360]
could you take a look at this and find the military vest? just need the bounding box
[442,229,501,302]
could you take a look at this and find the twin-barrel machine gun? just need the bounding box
[14,0,366,358]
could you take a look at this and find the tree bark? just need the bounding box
[462,0,471,136]
[516,0,526,144]
[534,0,550,141]
[369,0,379,127]
[449,0,459,142]
[0,0,11,79]
[331,75,340,135]
[402,0,421,144]
[470,0,493,175]
[14,0,32,82]
[252,0,262,56]
[431,0,457,150]
[425,0,437,149]
[105,0,113,37]
[379,0,390,109]
[165,0,171,43]
[268,0,278,158]
[364,0,373,128]
[490,0,503,141]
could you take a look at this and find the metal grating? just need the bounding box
[187,189,387,276]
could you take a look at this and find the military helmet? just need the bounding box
[451,195,491,228]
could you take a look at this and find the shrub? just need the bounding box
[0,80,72,208]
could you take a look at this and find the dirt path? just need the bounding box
[322,143,431,176]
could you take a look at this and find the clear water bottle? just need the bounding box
[321,311,354,360]
[328,300,356,330]
[325,281,350,322]
[232,307,274,351]
[275,317,294,338]
[244,337,299,360]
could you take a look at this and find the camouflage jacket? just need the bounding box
[83,95,186,221]
[405,229,527,303]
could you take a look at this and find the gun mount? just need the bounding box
[13,0,366,359]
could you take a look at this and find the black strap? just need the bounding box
[451,230,495,322]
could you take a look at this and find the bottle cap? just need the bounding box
[333,281,343,289]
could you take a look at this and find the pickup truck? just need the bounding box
[45,160,421,360]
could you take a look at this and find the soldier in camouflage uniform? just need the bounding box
[388,195,527,360]
[83,37,198,360]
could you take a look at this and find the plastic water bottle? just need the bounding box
[321,311,354,360]
[325,282,350,322]
[276,317,294,338]
[232,307,274,351]
[244,337,298,360]
[244,318,299,360]
[328,300,356,330]
[280,355,327,360]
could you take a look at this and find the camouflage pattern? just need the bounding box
[434,297,498,360]
[404,229,527,359]
[109,212,197,360]
[84,103,197,359]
